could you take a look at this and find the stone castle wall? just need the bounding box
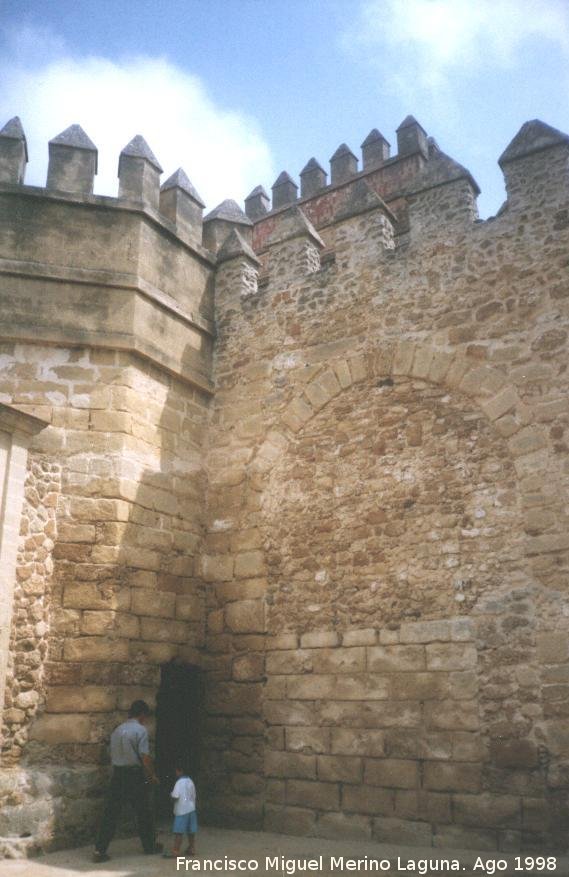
[0,115,568,854]
[201,130,569,851]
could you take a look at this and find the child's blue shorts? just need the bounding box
[173,811,198,834]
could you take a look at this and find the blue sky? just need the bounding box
[1,0,568,217]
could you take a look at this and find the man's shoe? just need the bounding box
[92,851,110,863]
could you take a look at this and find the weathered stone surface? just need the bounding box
[2,113,569,855]
[286,727,330,754]
[331,729,385,757]
[286,779,339,811]
[317,755,361,783]
[424,762,481,792]
[29,713,91,743]
[265,751,316,779]
[342,785,393,816]
[453,794,522,829]
[367,645,425,672]
[364,758,419,789]
[46,686,116,713]
[225,600,265,633]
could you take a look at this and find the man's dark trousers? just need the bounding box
[95,765,155,854]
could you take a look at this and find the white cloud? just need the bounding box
[350,0,569,90]
[0,28,274,208]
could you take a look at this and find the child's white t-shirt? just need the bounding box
[171,776,196,815]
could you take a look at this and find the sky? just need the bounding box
[1,0,568,218]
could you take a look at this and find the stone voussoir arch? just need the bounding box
[249,340,563,570]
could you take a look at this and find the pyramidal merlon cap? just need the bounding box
[397,115,426,133]
[204,199,252,225]
[217,228,260,265]
[0,116,28,160]
[498,119,569,167]
[246,184,269,199]
[273,171,297,188]
[161,168,205,207]
[330,143,356,161]
[49,124,97,170]
[361,129,390,147]
[300,157,325,175]
[120,135,163,173]
[49,124,97,151]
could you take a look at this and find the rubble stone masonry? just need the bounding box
[0,115,568,854]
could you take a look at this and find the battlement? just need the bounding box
[246,117,569,252]
[0,118,208,259]
[245,116,433,231]
[2,115,569,266]
[1,113,568,371]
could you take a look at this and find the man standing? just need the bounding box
[93,700,162,863]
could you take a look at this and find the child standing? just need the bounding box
[163,764,197,859]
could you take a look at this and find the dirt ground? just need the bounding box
[2,826,567,877]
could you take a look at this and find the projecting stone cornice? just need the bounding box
[0,257,214,337]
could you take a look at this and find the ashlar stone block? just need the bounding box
[286,727,330,754]
[47,686,116,713]
[225,599,265,633]
[131,589,176,618]
[426,643,477,671]
[423,761,481,793]
[331,728,385,757]
[342,785,393,816]
[265,750,316,779]
[453,793,521,829]
[286,779,340,811]
[63,637,130,662]
[311,647,366,674]
[317,811,371,840]
[367,645,426,672]
[364,758,419,789]
[317,755,362,783]
[29,713,91,744]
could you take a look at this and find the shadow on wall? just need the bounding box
[0,341,209,854]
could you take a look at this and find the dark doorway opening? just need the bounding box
[155,661,202,819]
